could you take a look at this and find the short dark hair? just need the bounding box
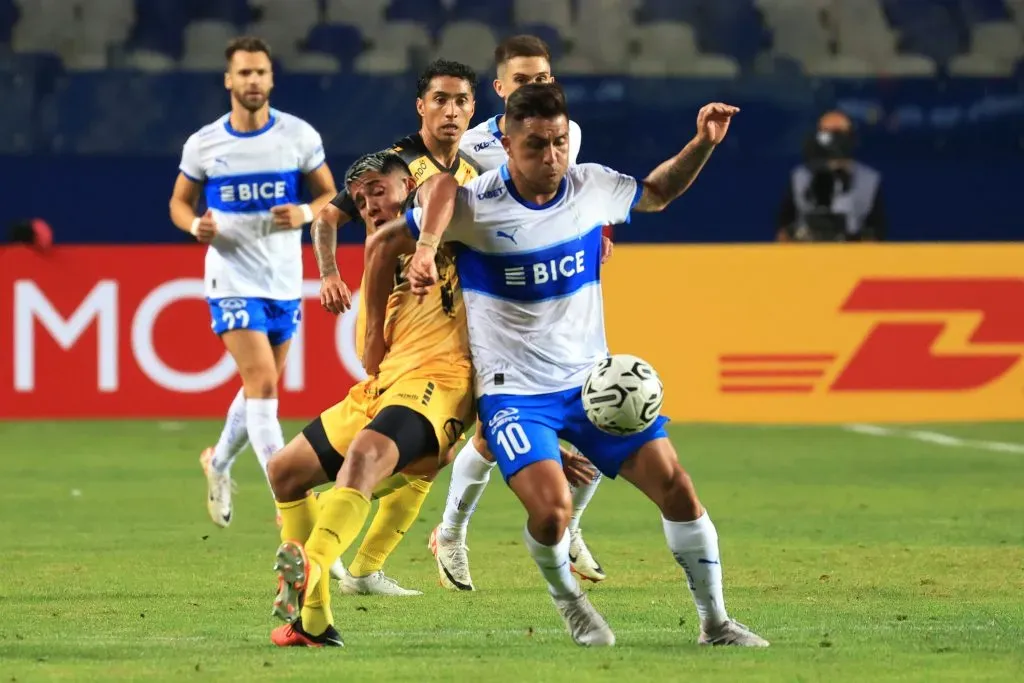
[495,35,551,67]
[505,83,568,131]
[416,59,477,99]
[344,151,410,189]
[225,36,272,63]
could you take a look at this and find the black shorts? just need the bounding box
[303,405,440,480]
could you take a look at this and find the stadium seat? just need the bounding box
[280,52,343,74]
[127,0,187,60]
[325,0,390,30]
[305,23,366,69]
[894,3,969,64]
[698,1,767,65]
[181,20,238,71]
[124,48,177,73]
[517,24,566,60]
[514,0,572,35]
[449,0,513,30]
[949,51,1012,75]
[959,0,1012,23]
[11,0,77,54]
[804,53,875,77]
[434,21,498,72]
[192,0,251,26]
[242,20,308,58]
[636,0,700,24]
[572,0,642,73]
[763,5,832,66]
[970,21,1024,63]
[354,47,410,74]
[556,51,599,75]
[249,0,321,37]
[387,0,447,34]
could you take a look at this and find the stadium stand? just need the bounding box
[1,0,1022,243]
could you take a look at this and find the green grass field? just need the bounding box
[1,421,1022,682]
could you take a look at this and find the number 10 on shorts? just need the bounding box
[494,422,531,461]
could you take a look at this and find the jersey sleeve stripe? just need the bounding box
[405,208,421,238]
[629,177,644,210]
[180,168,202,183]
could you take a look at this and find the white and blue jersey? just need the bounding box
[178,108,325,344]
[406,163,669,479]
[460,114,582,172]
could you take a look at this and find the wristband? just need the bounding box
[417,233,441,251]
[300,203,314,224]
[190,217,201,236]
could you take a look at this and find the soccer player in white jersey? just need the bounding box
[433,34,609,589]
[400,83,768,647]
[169,37,339,532]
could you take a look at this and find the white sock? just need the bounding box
[210,388,249,475]
[245,397,285,492]
[440,439,495,542]
[568,471,602,532]
[523,527,579,599]
[663,512,729,627]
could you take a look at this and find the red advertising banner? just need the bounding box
[1,245,367,418]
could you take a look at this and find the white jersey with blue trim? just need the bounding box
[408,163,642,396]
[178,109,326,300]
[459,114,582,172]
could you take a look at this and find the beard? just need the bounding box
[234,90,268,112]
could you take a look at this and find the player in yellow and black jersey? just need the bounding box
[266,149,474,647]
[265,61,481,609]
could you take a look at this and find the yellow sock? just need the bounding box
[349,477,432,577]
[300,486,371,635]
[276,494,317,545]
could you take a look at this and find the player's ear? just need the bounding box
[415,97,426,118]
[493,78,504,99]
[223,70,232,91]
[403,175,416,193]
[501,137,511,154]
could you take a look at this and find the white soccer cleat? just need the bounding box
[329,558,345,581]
[200,447,233,528]
[428,525,475,591]
[568,528,607,583]
[698,619,770,647]
[552,591,616,647]
[339,570,423,596]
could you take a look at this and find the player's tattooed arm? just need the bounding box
[313,200,354,315]
[635,102,739,212]
[362,218,417,373]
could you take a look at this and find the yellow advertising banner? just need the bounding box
[602,244,1024,423]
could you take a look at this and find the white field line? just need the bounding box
[843,424,1024,454]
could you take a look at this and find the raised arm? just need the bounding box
[361,218,418,374]
[634,102,739,213]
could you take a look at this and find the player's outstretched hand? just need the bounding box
[320,274,352,315]
[600,234,614,264]
[193,209,218,244]
[560,445,597,487]
[270,204,306,229]
[408,245,439,298]
[695,102,740,146]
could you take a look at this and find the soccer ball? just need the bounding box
[582,354,664,436]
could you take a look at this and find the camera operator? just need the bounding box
[777,111,886,242]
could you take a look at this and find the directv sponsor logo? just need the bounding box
[473,140,497,152]
[488,407,519,430]
[217,298,247,310]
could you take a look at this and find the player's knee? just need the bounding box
[242,374,277,399]
[526,488,572,544]
[659,468,703,522]
[471,431,494,461]
[339,430,399,492]
[267,453,303,502]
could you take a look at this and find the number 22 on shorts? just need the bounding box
[495,422,531,461]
